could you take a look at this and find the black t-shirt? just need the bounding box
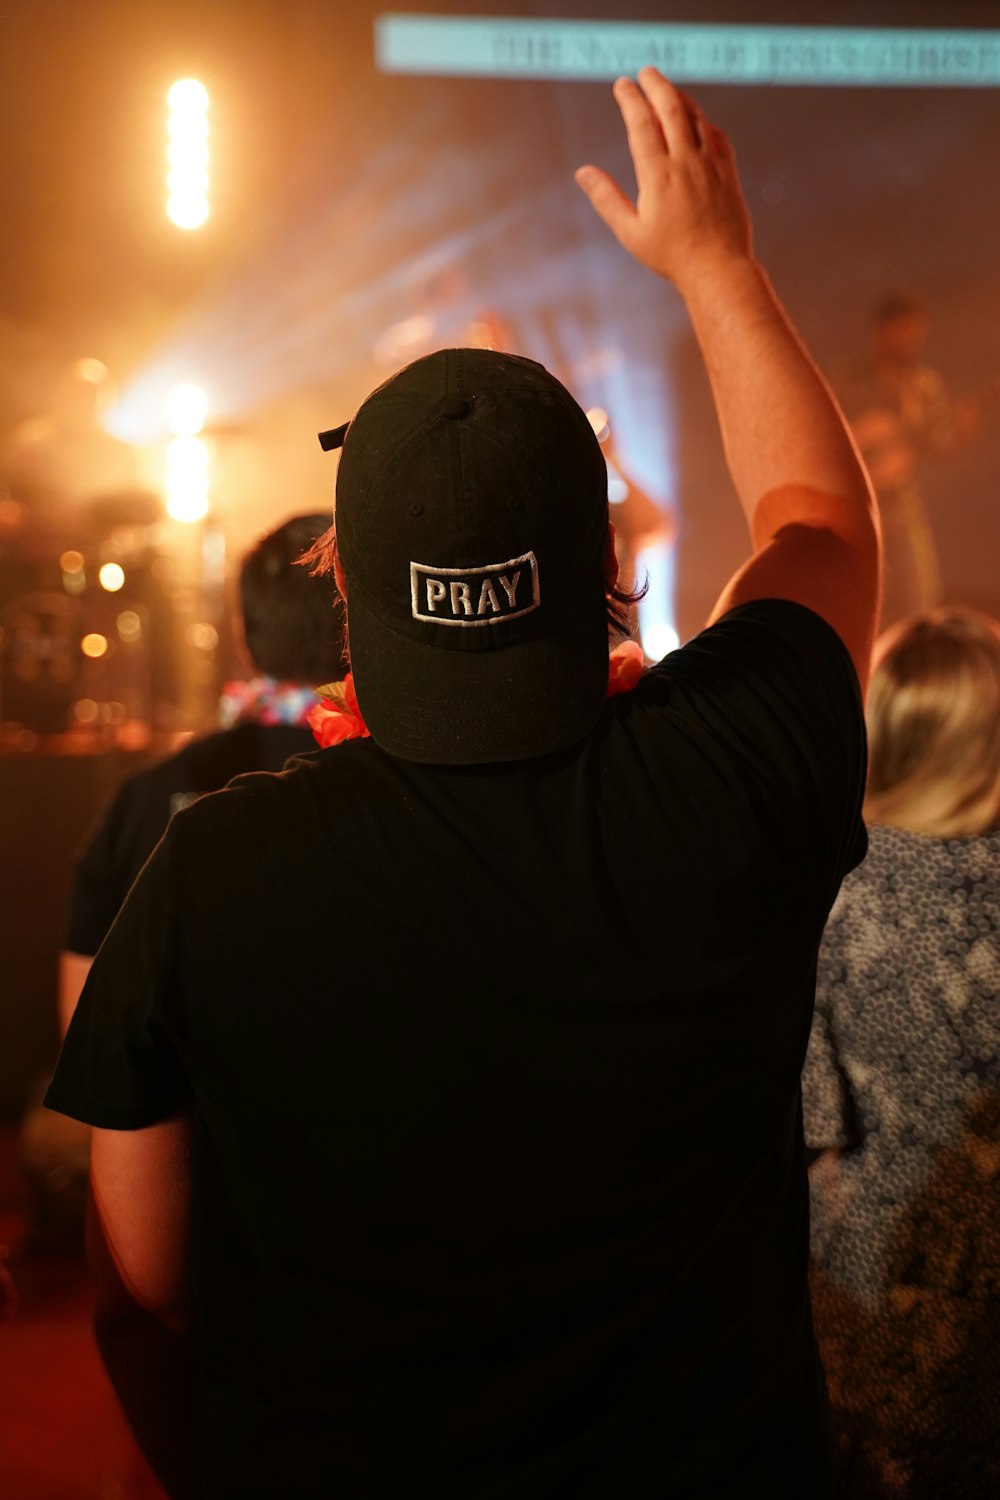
[47,601,866,1498]
[65,722,318,956]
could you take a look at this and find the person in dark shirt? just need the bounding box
[46,71,879,1499]
[58,511,344,1031]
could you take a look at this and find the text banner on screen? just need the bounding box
[375,15,1000,88]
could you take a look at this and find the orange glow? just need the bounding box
[81,633,109,659]
[60,550,84,574]
[98,562,125,592]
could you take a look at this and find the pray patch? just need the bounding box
[410,552,540,627]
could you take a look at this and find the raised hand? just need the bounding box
[575,68,752,292]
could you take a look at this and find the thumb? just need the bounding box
[575,165,637,249]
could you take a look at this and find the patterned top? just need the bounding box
[803,823,1000,1497]
[804,822,1000,1303]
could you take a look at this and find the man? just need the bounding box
[46,72,879,1498]
[59,511,345,1031]
[832,292,978,627]
[25,514,343,1252]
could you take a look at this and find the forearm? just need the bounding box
[94,1303,200,1498]
[88,1118,197,1496]
[679,255,876,546]
[87,1191,199,1498]
[59,950,94,1037]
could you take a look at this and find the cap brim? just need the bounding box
[345,584,610,765]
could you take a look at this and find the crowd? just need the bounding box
[26,67,999,1499]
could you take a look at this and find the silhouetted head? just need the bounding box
[240,514,345,684]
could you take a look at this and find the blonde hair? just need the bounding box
[864,608,1000,838]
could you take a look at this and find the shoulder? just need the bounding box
[162,739,346,843]
[651,599,862,720]
[109,729,241,807]
[628,601,867,876]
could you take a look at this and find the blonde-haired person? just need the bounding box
[803,607,1000,1499]
[864,608,1000,837]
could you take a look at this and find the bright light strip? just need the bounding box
[375,17,1000,87]
[165,435,211,522]
[167,77,210,229]
[635,543,678,664]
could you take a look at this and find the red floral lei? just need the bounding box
[308,640,647,749]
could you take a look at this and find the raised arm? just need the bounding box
[576,68,880,689]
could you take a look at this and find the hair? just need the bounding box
[299,524,647,647]
[864,607,1000,838]
[240,514,346,683]
[871,291,927,327]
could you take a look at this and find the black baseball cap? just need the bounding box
[319,347,610,765]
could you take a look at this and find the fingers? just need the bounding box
[574,165,637,249]
[611,75,669,184]
[711,124,737,169]
[635,67,700,155]
[623,68,736,173]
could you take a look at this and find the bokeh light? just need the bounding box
[185,623,219,651]
[98,562,125,592]
[81,633,109,659]
[116,611,143,642]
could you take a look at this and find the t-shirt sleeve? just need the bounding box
[64,785,140,956]
[46,823,191,1129]
[648,599,868,906]
[64,760,178,957]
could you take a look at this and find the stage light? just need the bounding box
[167,78,208,112]
[165,435,211,522]
[98,563,125,592]
[168,138,208,169]
[168,194,210,230]
[168,166,209,197]
[81,633,109,659]
[166,77,210,230]
[165,382,208,437]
